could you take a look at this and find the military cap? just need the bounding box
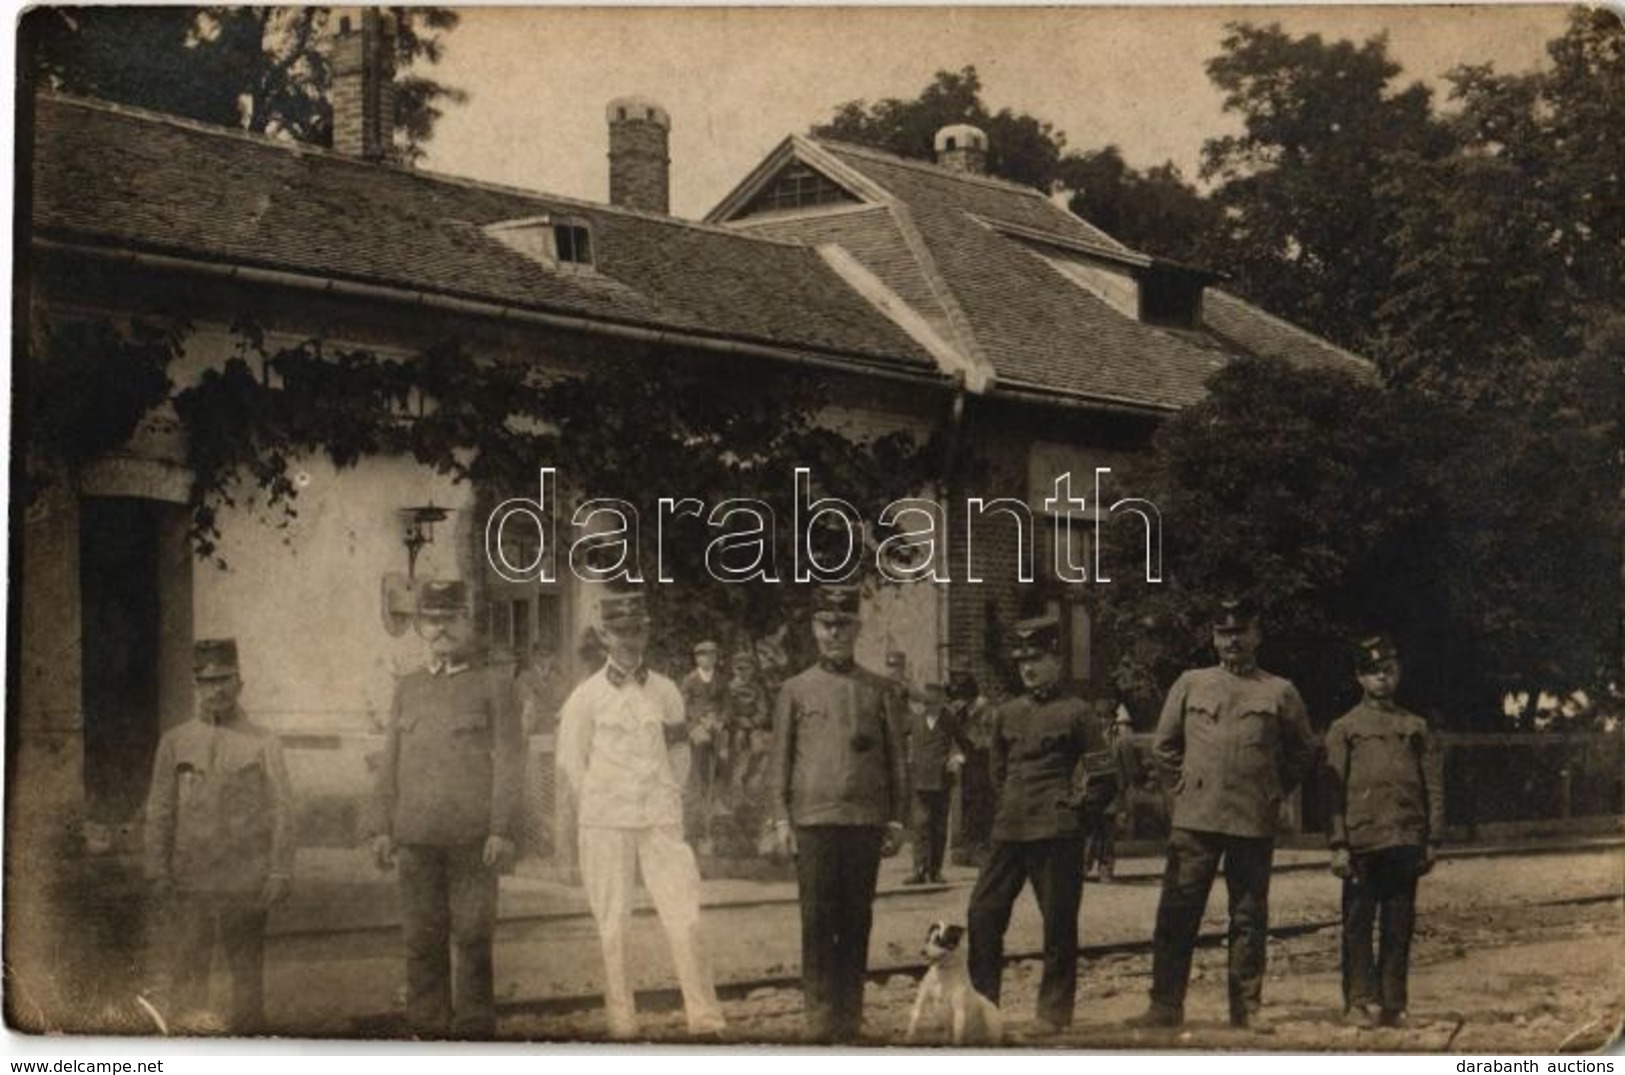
[193,638,240,680]
[1009,615,1061,660]
[811,584,861,623]
[1353,633,1401,673]
[731,648,757,668]
[947,654,974,676]
[598,588,651,630]
[417,578,470,618]
[693,640,720,655]
[1212,596,1260,630]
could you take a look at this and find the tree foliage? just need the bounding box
[1092,357,1458,723]
[25,6,466,160]
[1055,147,1220,264]
[1198,23,1452,354]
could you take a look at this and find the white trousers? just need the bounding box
[579,824,726,1037]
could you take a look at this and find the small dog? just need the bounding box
[906,921,1003,1045]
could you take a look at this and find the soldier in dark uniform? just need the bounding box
[768,584,908,1043]
[966,616,1116,1035]
[1128,597,1313,1032]
[368,580,523,1038]
[904,682,968,885]
[1324,634,1444,1029]
[680,640,728,850]
[144,638,294,1033]
[1085,703,1139,883]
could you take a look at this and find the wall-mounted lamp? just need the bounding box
[382,503,453,636]
[400,502,449,580]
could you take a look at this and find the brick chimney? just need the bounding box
[607,96,671,214]
[329,8,397,161]
[934,124,988,176]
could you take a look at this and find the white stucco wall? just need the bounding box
[193,454,473,735]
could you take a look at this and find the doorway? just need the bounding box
[78,497,164,823]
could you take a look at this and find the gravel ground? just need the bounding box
[265,845,1622,1038]
[498,897,1624,1053]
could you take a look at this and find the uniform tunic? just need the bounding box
[145,713,294,893]
[1324,701,1444,853]
[557,665,687,829]
[371,663,524,845]
[1153,665,1314,837]
[771,663,907,828]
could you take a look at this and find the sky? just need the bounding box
[416,4,1573,219]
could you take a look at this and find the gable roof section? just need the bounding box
[29,95,939,376]
[711,135,1374,410]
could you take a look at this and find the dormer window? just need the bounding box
[554,221,592,265]
[1139,267,1203,330]
[484,214,597,274]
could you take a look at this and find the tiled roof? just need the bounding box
[29,95,939,373]
[719,137,1373,410]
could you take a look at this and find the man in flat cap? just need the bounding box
[903,681,968,886]
[556,588,726,1040]
[1129,596,1313,1032]
[369,579,524,1038]
[1323,633,1443,1029]
[966,615,1116,1035]
[680,640,728,851]
[144,638,293,1033]
[768,584,908,1043]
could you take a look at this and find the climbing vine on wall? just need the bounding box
[155,318,946,662]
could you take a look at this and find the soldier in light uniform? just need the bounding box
[369,580,523,1038]
[1129,597,1314,1032]
[966,616,1116,1035]
[556,589,726,1041]
[768,584,908,1043]
[144,638,293,1033]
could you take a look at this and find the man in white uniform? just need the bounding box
[556,588,726,1040]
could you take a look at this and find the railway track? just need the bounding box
[346,889,1621,1035]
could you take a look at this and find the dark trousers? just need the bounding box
[1342,845,1421,1014]
[967,837,1085,1026]
[397,843,499,1037]
[167,891,268,1032]
[795,825,883,1042]
[1148,828,1274,1018]
[911,790,950,878]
